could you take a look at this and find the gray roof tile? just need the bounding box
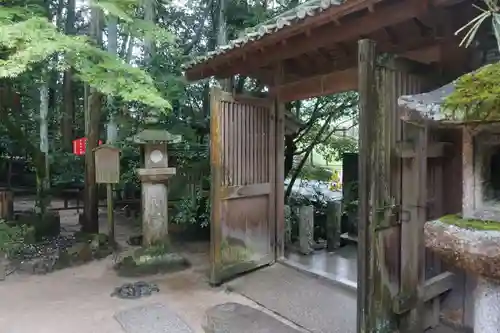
[182,0,343,70]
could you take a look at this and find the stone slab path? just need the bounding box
[204,303,302,333]
[227,264,357,333]
[115,303,194,333]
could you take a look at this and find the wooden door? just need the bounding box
[209,87,276,285]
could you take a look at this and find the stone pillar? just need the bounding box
[142,182,168,247]
[0,253,6,281]
[284,205,292,248]
[326,200,342,251]
[475,277,500,333]
[298,205,314,255]
[137,168,176,247]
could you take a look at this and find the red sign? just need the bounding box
[72,137,103,155]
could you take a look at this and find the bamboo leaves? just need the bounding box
[455,0,500,50]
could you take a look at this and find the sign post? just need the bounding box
[94,145,120,245]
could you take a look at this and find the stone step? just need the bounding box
[203,303,302,333]
[114,302,194,333]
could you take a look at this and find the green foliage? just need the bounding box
[444,0,500,120]
[90,0,136,22]
[298,164,333,181]
[443,63,500,121]
[50,151,85,187]
[0,15,171,110]
[0,220,34,257]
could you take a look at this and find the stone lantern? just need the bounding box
[399,80,500,333]
[130,121,182,247]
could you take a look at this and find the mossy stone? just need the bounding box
[114,247,189,277]
[438,214,500,231]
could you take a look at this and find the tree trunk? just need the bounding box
[285,111,335,199]
[143,0,156,66]
[38,77,50,215]
[0,189,13,220]
[216,0,232,91]
[83,6,103,233]
[62,0,76,150]
[106,15,118,143]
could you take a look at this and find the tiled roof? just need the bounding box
[182,0,344,70]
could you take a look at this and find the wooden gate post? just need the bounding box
[0,188,13,220]
[357,39,400,333]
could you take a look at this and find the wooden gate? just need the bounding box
[357,41,456,333]
[209,87,276,285]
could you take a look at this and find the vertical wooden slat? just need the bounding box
[260,108,266,183]
[269,103,277,256]
[228,101,234,186]
[241,104,246,185]
[275,62,286,259]
[250,105,255,184]
[209,87,223,285]
[235,102,241,185]
[357,39,378,333]
[222,102,227,185]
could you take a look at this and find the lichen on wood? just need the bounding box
[443,63,500,122]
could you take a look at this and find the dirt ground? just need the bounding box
[1,197,304,333]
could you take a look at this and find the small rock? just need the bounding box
[67,243,93,262]
[111,281,160,299]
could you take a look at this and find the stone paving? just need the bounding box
[1,197,461,333]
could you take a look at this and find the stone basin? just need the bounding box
[425,216,500,281]
[425,216,500,333]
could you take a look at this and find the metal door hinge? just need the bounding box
[374,205,410,231]
[392,291,419,315]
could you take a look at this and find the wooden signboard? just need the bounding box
[94,145,121,184]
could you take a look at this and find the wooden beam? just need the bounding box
[401,44,441,64]
[400,122,428,332]
[274,62,286,260]
[423,271,455,303]
[357,38,400,333]
[273,67,357,102]
[260,0,426,65]
[396,142,452,158]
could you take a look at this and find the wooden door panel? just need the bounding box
[210,88,276,284]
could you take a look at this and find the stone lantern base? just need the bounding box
[137,168,176,247]
[425,217,500,333]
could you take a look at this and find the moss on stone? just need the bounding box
[443,63,500,122]
[438,214,500,231]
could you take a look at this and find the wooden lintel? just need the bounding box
[423,271,455,302]
[401,44,442,64]
[186,0,434,81]
[273,68,357,102]
[397,142,452,158]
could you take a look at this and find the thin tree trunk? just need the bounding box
[83,6,103,233]
[216,0,232,91]
[143,0,156,66]
[38,76,50,214]
[285,112,336,199]
[62,0,76,149]
[126,37,135,64]
[106,16,118,143]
